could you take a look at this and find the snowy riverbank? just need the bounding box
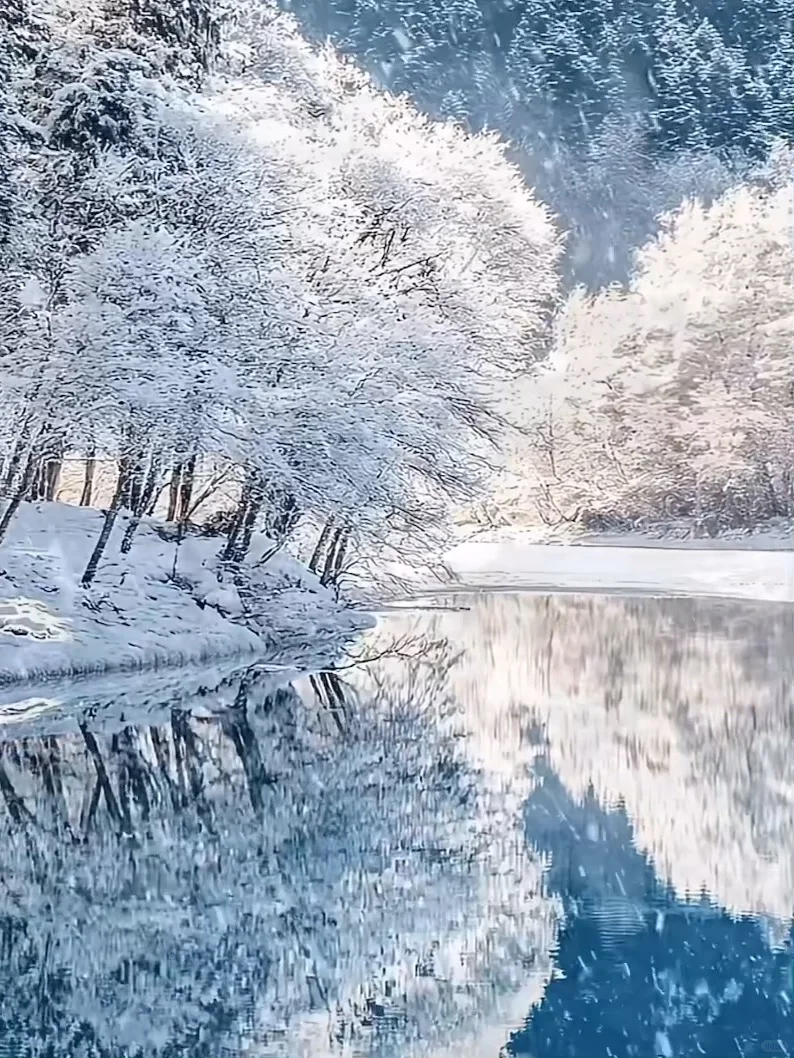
[578,519,793,552]
[444,522,793,604]
[458,516,794,550]
[0,656,314,741]
[0,502,372,687]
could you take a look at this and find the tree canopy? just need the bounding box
[0,0,562,580]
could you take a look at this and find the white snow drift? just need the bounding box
[0,501,370,686]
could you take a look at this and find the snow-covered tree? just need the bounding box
[501,169,794,531]
[1,0,563,588]
[215,5,561,567]
[627,177,794,523]
[281,0,794,284]
[100,0,229,84]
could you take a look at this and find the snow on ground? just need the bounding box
[457,516,793,550]
[444,538,793,604]
[0,502,371,687]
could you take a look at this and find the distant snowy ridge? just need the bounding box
[0,501,372,688]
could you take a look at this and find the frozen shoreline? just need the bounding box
[0,501,372,690]
[458,516,793,550]
[444,524,793,604]
[0,656,315,742]
[576,520,793,553]
[0,501,788,705]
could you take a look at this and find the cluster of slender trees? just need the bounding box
[502,162,794,533]
[0,0,561,587]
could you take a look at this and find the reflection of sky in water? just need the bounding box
[0,592,791,1056]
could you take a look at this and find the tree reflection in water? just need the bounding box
[0,648,555,1057]
[0,591,791,1056]
[512,765,794,1058]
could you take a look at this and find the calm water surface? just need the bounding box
[0,591,792,1057]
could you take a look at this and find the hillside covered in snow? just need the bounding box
[0,501,370,685]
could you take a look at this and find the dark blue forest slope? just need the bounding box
[281,0,794,284]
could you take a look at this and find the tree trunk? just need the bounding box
[222,470,264,564]
[166,454,198,524]
[149,726,180,812]
[80,444,96,507]
[145,488,159,517]
[25,436,63,503]
[81,463,129,587]
[124,449,147,513]
[220,679,276,815]
[120,456,162,554]
[117,453,131,507]
[269,489,300,542]
[0,758,35,827]
[320,528,343,585]
[79,723,125,831]
[170,710,215,832]
[2,431,30,494]
[308,518,335,574]
[120,516,141,556]
[117,728,152,821]
[319,670,348,732]
[177,452,197,523]
[321,526,350,587]
[0,449,37,545]
[39,737,73,838]
[110,732,135,835]
[28,459,48,502]
[235,490,261,563]
[80,777,103,836]
[44,455,61,502]
[166,463,182,522]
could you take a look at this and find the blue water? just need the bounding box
[514,766,793,1058]
[0,591,791,1057]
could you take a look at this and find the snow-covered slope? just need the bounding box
[0,502,370,686]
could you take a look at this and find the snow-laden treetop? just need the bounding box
[0,0,562,561]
